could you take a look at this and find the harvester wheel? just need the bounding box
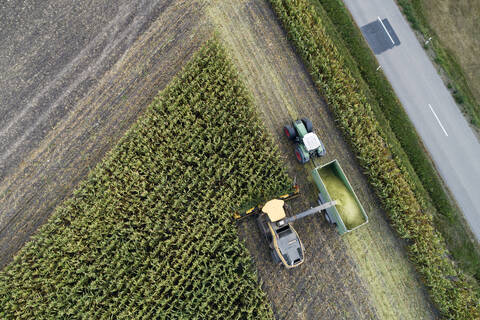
[271,250,282,264]
[257,215,270,242]
[283,125,296,140]
[301,117,313,133]
[294,145,308,164]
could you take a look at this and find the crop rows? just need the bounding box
[267,0,480,318]
[0,39,292,319]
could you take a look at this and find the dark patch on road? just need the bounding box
[361,18,400,54]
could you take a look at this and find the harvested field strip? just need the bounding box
[0,40,291,319]
[268,0,480,318]
[209,1,434,319]
[314,0,480,282]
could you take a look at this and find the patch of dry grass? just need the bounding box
[422,0,480,103]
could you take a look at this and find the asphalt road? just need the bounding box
[342,0,480,241]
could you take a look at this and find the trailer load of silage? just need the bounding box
[319,167,365,229]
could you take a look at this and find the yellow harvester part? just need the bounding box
[262,199,286,222]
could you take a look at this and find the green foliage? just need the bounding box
[397,0,420,30]
[313,0,480,281]
[0,39,291,319]
[267,0,480,318]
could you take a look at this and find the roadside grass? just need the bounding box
[312,0,480,284]
[397,0,480,129]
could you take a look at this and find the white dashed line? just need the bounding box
[377,16,394,45]
[428,104,448,136]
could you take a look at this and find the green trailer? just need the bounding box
[312,159,368,235]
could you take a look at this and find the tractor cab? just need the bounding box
[258,199,305,268]
[302,132,322,152]
[284,118,326,164]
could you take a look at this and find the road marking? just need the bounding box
[428,104,448,136]
[377,16,394,45]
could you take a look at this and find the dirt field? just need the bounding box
[0,0,212,268]
[209,1,435,319]
[421,0,480,103]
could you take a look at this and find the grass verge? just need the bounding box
[397,0,480,128]
[313,0,480,284]
[267,0,480,318]
[0,39,292,319]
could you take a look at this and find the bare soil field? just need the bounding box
[0,0,212,267]
[209,1,436,319]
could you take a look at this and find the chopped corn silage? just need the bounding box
[319,167,365,229]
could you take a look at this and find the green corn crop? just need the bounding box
[0,39,292,319]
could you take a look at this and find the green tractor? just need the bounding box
[284,118,326,164]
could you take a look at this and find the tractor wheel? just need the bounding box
[317,146,326,157]
[294,145,308,164]
[301,117,313,133]
[283,125,296,140]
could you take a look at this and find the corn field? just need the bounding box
[0,40,292,319]
[268,0,480,318]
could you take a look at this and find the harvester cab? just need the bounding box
[284,118,326,164]
[257,199,304,268]
[256,198,337,269]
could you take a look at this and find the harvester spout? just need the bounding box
[284,201,337,224]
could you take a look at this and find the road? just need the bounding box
[342,0,480,240]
